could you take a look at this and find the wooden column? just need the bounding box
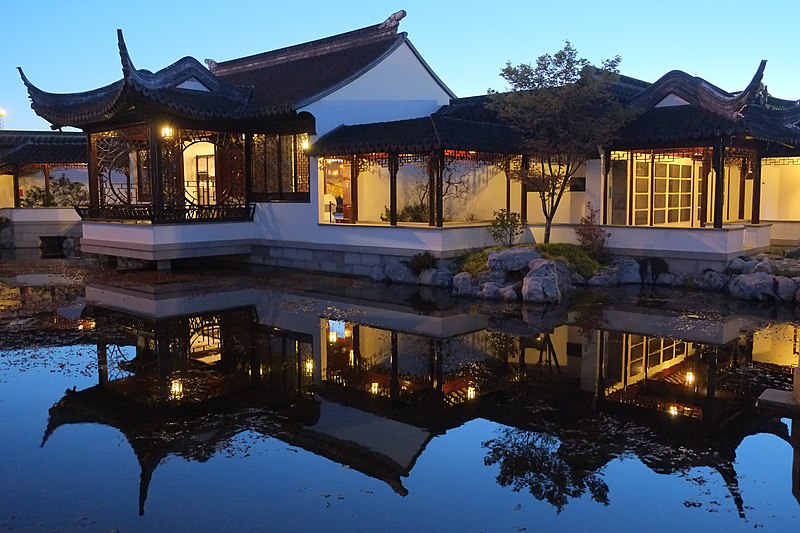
[97,341,108,386]
[751,152,762,224]
[148,123,163,211]
[388,152,398,226]
[600,148,610,225]
[504,158,511,213]
[86,132,98,209]
[43,164,52,207]
[428,152,436,226]
[712,140,726,229]
[699,149,711,227]
[351,156,359,223]
[390,331,399,400]
[244,133,253,204]
[435,150,444,228]
[738,158,748,220]
[520,155,529,224]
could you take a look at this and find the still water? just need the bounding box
[1,264,798,532]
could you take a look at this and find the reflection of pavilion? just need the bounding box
[41,281,800,515]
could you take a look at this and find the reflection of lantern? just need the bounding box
[304,359,314,376]
[467,386,477,400]
[344,326,352,338]
[370,382,379,395]
[328,331,338,343]
[170,379,184,401]
[78,320,95,331]
[685,372,696,386]
[349,349,355,366]
[668,405,679,416]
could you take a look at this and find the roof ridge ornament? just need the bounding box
[380,10,406,29]
[117,29,137,80]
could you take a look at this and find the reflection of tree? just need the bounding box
[20,174,89,207]
[483,427,609,512]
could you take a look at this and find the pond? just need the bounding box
[1,260,798,532]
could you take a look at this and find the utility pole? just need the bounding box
[0,108,6,129]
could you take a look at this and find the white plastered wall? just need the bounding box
[523,160,601,225]
[761,162,800,220]
[301,41,453,137]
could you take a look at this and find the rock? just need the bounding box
[419,268,454,287]
[487,247,540,272]
[0,226,12,249]
[655,272,685,287]
[554,260,574,295]
[616,259,642,284]
[728,272,778,300]
[742,259,760,274]
[796,287,800,304]
[435,258,458,272]
[384,261,419,284]
[500,283,520,302]
[775,276,797,302]
[370,263,388,282]
[116,257,150,271]
[752,259,774,274]
[693,270,728,291]
[785,247,800,259]
[452,272,479,297]
[477,269,507,284]
[588,267,618,286]
[521,259,561,303]
[479,282,505,300]
[570,272,586,285]
[727,257,748,274]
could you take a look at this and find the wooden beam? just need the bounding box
[244,133,253,204]
[12,163,20,208]
[351,155,359,224]
[520,155,528,224]
[505,158,511,214]
[738,158,747,220]
[428,153,436,226]
[699,149,710,227]
[87,133,98,209]
[148,123,163,209]
[435,150,444,228]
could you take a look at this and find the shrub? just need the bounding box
[406,251,437,274]
[536,242,602,279]
[488,209,524,246]
[574,202,609,262]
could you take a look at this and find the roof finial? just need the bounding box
[204,58,218,71]
[117,29,136,78]
[380,10,406,29]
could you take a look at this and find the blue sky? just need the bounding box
[2,0,798,130]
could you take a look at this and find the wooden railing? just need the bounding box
[74,204,255,224]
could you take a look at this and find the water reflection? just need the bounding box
[33,280,800,519]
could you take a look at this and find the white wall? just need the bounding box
[301,42,453,136]
[1,173,15,207]
[762,162,800,220]
[523,160,599,225]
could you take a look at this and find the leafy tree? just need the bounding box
[489,42,636,243]
[20,173,88,208]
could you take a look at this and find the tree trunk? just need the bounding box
[543,217,552,244]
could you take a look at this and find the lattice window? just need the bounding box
[250,133,309,202]
[92,125,150,207]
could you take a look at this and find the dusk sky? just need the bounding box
[2,0,798,130]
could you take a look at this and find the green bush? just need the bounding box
[406,251,438,274]
[488,209,524,246]
[536,242,602,279]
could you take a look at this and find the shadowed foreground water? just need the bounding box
[1,263,798,532]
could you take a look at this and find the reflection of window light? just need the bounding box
[467,386,477,400]
[668,405,679,416]
[370,382,379,395]
[304,359,314,376]
[685,372,695,386]
[170,379,184,401]
[77,319,95,331]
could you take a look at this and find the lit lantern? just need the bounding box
[304,359,314,376]
[161,126,173,138]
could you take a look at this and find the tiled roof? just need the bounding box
[0,130,86,165]
[19,11,435,128]
[309,115,523,156]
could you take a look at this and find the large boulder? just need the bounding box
[728,272,779,300]
[452,272,479,297]
[587,267,618,286]
[774,276,797,302]
[752,259,775,274]
[479,281,505,300]
[727,257,749,274]
[500,282,521,302]
[370,263,388,282]
[419,268,454,287]
[693,270,728,291]
[477,269,507,284]
[521,259,561,303]
[384,261,419,284]
[488,247,540,272]
[553,260,574,295]
[616,259,642,284]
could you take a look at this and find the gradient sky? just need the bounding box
[2,0,798,131]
